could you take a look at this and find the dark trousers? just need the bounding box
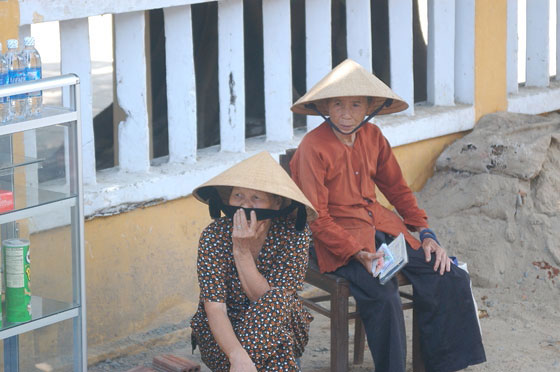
[332,231,486,372]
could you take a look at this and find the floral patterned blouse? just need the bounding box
[190,216,313,371]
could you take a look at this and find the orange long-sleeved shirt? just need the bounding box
[290,122,429,273]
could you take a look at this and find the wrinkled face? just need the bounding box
[327,96,369,133]
[229,186,282,210]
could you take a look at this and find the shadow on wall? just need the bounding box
[92,0,428,171]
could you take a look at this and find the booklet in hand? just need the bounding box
[371,233,408,285]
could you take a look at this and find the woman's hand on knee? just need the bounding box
[422,238,451,275]
[229,348,257,372]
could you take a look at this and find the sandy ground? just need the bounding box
[87,283,560,371]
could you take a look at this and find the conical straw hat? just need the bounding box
[291,59,408,116]
[193,151,318,221]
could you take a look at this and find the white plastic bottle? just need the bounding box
[5,39,26,120]
[0,42,10,123]
[21,36,42,117]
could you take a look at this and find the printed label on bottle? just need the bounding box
[0,72,8,103]
[26,67,42,98]
[6,246,25,288]
[26,67,41,80]
[9,69,27,99]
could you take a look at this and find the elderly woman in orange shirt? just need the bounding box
[290,59,486,372]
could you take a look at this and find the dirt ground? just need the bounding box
[88,281,560,372]
[89,112,560,372]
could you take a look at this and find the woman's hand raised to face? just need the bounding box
[232,209,269,258]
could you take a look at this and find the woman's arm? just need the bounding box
[204,302,257,372]
[290,145,366,263]
[233,251,271,301]
[232,209,271,302]
[374,134,429,228]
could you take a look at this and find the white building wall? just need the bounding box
[13,0,560,218]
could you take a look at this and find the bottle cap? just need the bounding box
[7,39,18,50]
[24,37,35,47]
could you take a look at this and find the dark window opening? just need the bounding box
[291,0,306,128]
[332,0,347,67]
[149,8,169,159]
[244,0,266,138]
[192,2,220,148]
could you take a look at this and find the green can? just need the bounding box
[3,238,31,322]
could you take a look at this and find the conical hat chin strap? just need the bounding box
[305,98,393,135]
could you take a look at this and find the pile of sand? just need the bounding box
[416,112,560,289]
[415,112,560,371]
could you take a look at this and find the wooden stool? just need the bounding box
[280,149,425,372]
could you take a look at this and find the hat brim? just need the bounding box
[192,152,318,221]
[292,96,409,116]
[291,58,409,116]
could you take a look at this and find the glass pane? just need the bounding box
[0,317,79,371]
[0,207,77,332]
[0,124,76,216]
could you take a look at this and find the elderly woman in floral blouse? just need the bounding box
[190,152,317,372]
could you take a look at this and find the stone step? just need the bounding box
[152,354,201,372]
[125,366,158,372]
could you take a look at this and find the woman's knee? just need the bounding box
[355,279,402,314]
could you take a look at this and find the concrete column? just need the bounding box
[163,5,197,163]
[346,0,372,72]
[455,0,475,104]
[474,0,507,121]
[60,18,97,184]
[0,0,19,45]
[218,0,245,153]
[114,11,150,172]
[263,0,293,141]
[389,0,414,115]
[526,0,549,87]
[427,0,455,106]
[305,0,332,131]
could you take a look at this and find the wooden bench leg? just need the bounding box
[412,307,426,372]
[331,285,349,372]
[353,317,365,365]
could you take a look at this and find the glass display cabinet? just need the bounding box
[0,75,86,371]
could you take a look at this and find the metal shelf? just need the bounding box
[0,74,85,371]
[0,196,76,225]
[0,296,79,340]
[0,106,77,136]
[0,155,44,177]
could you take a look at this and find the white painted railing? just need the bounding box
[16,0,560,218]
[507,0,560,114]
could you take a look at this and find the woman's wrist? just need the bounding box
[232,243,251,257]
[227,347,249,362]
[419,228,440,245]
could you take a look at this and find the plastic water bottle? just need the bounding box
[5,39,26,120]
[21,36,42,117]
[0,43,10,123]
